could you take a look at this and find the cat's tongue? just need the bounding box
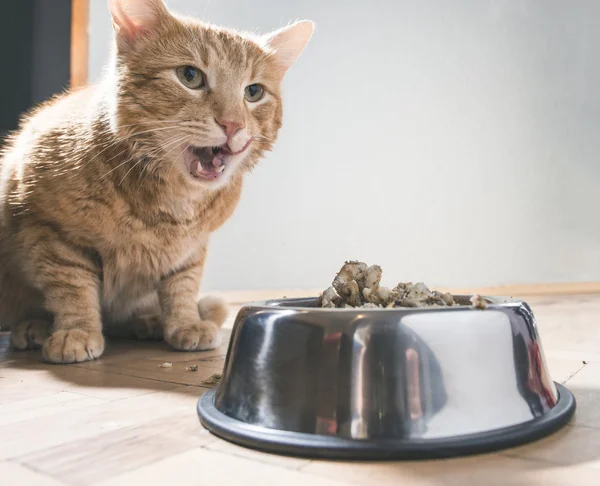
[187,147,226,180]
[212,153,226,168]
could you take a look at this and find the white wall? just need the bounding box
[88,0,600,291]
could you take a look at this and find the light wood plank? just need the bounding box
[0,385,206,460]
[95,448,356,486]
[0,462,64,486]
[0,391,105,426]
[502,425,600,469]
[302,453,600,486]
[561,361,600,429]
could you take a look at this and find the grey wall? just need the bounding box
[88,0,600,291]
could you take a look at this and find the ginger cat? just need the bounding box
[0,0,313,363]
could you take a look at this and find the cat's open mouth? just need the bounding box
[184,145,228,182]
[183,138,255,182]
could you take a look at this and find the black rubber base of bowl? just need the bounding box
[197,383,576,460]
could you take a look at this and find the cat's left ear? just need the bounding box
[264,20,315,74]
[109,0,170,48]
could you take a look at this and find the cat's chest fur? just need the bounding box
[98,197,213,317]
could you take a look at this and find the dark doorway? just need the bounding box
[0,0,72,138]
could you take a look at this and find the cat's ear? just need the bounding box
[109,0,169,47]
[264,20,315,74]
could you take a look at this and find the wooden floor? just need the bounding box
[1,294,600,485]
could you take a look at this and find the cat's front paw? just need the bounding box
[165,321,221,351]
[11,319,53,350]
[42,329,105,363]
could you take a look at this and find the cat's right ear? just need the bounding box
[109,0,169,49]
[263,20,315,75]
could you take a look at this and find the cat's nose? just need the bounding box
[216,119,244,137]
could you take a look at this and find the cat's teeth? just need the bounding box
[189,159,200,176]
[215,165,225,173]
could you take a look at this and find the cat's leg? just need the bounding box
[115,295,227,341]
[158,252,228,351]
[24,235,104,363]
[1,275,50,349]
[0,236,52,348]
[129,296,228,341]
[11,318,53,350]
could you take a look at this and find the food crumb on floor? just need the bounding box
[158,362,173,368]
[186,365,199,371]
[202,373,222,385]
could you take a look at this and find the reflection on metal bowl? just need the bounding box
[197,296,575,459]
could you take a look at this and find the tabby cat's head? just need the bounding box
[107,0,313,190]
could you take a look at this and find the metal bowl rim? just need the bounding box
[197,383,576,460]
[238,295,522,314]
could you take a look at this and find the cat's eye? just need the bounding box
[176,66,205,90]
[244,84,264,102]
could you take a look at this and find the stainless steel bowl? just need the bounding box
[197,296,575,460]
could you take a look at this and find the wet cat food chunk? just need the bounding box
[318,261,461,309]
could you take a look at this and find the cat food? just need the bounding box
[186,365,199,372]
[470,294,488,310]
[318,261,458,309]
[158,362,173,368]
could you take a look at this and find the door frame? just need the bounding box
[71,0,89,88]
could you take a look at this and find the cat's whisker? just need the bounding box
[116,139,167,187]
[166,143,193,180]
[167,144,194,181]
[75,139,125,171]
[99,149,137,179]
[202,0,212,20]
[90,120,184,139]
[94,118,213,144]
[131,134,188,191]
[78,124,183,173]
[98,119,183,129]
[138,135,189,190]
[117,125,180,140]
[98,138,167,179]
[94,120,184,138]
[118,157,146,187]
